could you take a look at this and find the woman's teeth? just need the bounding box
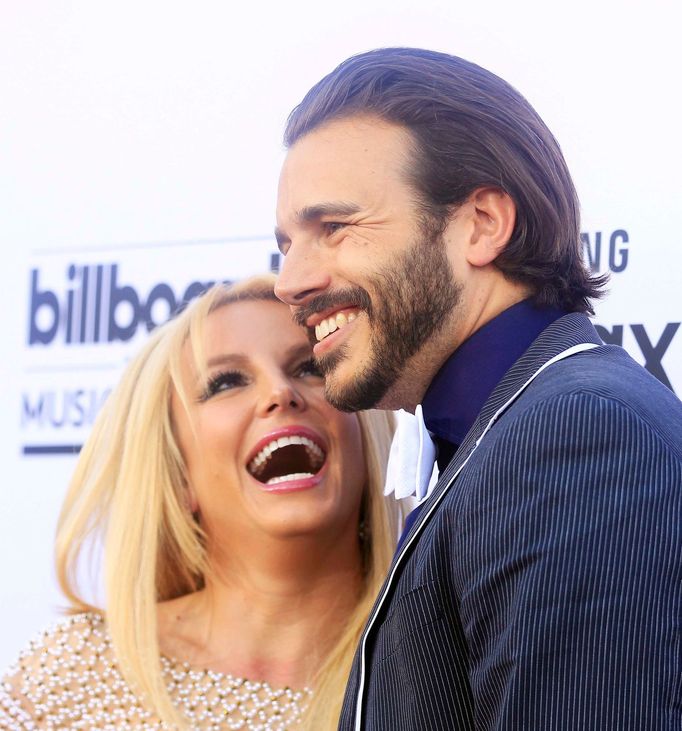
[315,311,357,342]
[265,473,314,485]
[248,435,324,475]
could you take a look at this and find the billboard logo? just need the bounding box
[29,264,218,346]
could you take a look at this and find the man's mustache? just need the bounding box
[291,287,373,328]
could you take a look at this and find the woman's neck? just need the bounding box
[158,531,364,689]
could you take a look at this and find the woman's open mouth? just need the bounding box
[247,430,327,488]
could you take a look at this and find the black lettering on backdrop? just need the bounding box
[594,322,680,391]
[22,389,111,429]
[594,324,624,345]
[631,323,680,390]
[581,229,629,273]
[21,393,45,424]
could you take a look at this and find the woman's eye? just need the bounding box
[296,358,324,379]
[199,371,247,401]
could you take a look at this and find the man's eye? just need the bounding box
[296,358,324,379]
[199,371,247,401]
[322,222,346,235]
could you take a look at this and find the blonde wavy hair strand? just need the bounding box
[55,274,402,729]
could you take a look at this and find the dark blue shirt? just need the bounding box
[422,299,567,449]
[397,300,566,549]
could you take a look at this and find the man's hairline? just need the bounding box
[285,110,449,234]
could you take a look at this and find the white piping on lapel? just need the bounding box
[353,342,598,730]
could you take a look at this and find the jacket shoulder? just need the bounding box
[510,344,682,456]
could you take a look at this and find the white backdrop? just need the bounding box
[1,0,680,668]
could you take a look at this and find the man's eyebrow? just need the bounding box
[274,201,362,244]
[296,201,362,223]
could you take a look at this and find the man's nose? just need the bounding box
[274,240,332,306]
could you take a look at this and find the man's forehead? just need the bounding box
[277,116,414,215]
[284,115,411,166]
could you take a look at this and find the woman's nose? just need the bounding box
[262,378,306,415]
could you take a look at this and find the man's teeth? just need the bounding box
[315,311,357,342]
[248,435,324,473]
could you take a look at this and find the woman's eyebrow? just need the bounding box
[285,342,315,362]
[205,353,249,369]
[204,344,311,370]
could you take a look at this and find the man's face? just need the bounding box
[275,116,462,412]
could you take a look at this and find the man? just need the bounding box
[274,48,682,730]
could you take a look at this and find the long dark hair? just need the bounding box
[285,47,606,313]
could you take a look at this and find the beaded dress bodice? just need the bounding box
[0,613,311,730]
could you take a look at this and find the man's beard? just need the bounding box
[294,223,462,412]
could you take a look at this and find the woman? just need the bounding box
[0,275,401,730]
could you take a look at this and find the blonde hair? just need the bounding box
[55,274,402,729]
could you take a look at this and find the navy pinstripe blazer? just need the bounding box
[339,313,682,730]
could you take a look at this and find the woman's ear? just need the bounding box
[184,480,199,515]
[466,187,516,267]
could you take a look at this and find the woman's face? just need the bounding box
[172,299,367,550]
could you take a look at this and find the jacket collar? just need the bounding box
[399,313,603,556]
[423,300,567,446]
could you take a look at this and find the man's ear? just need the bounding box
[466,187,516,267]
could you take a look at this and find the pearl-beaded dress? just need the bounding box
[0,613,311,730]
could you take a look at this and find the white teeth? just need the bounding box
[314,311,358,342]
[248,435,325,476]
[266,473,314,485]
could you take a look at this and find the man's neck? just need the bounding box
[377,281,532,412]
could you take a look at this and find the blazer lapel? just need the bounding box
[378,314,603,601]
[346,314,603,729]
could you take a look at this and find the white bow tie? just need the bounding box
[384,404,439,502]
